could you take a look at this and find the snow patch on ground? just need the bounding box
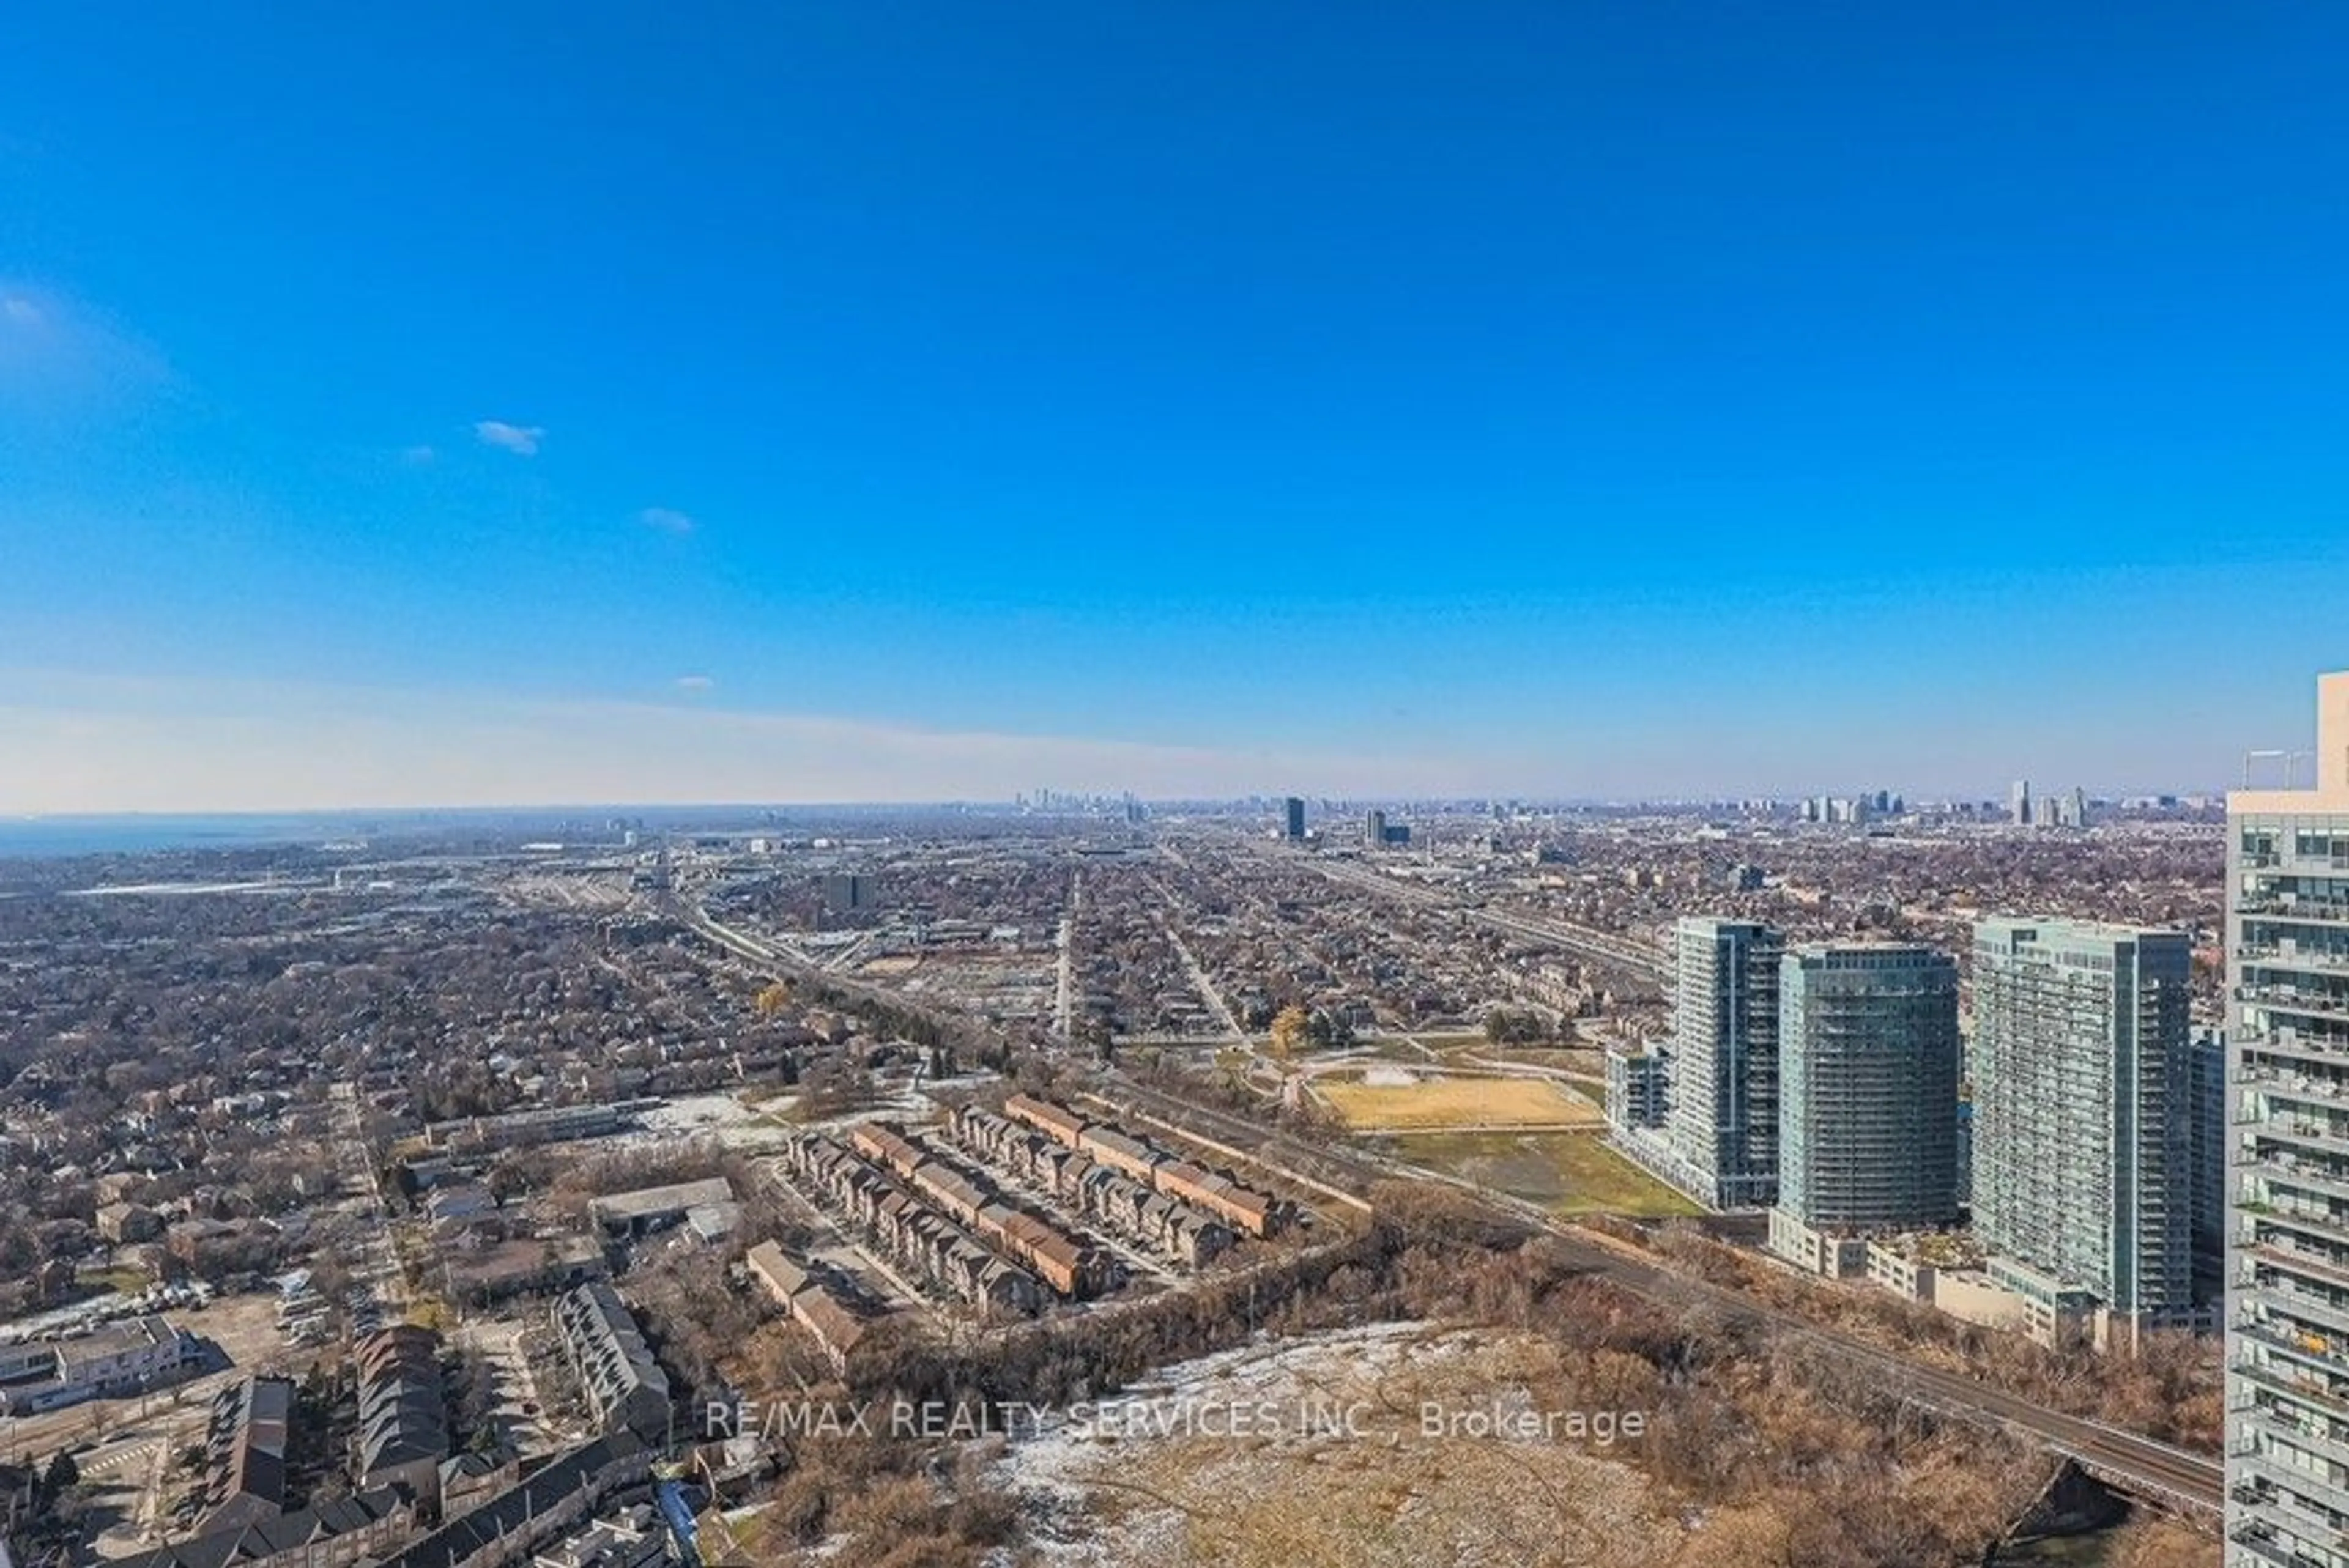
[985,1319,1673,1567]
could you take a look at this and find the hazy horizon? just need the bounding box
[7,10,2347,811]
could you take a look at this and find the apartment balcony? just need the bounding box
[2256,1242,2349,1293]
[2254,1038,2349,1074]
[2255,1155,2349,1207]
[2249,1279,2349,1342]
[2240,1317,2349,1366]
[2260,996,2349,1031]
[2230,1524,2340,1568]
[2243,902,2349,926]
[2232,1449,2349,1565]
[2244,950,2349,978]
[2271,1122,2349,1159]
[2242,1428,2349,1507]
[2229,1518,2349,1568]
[2236,1354,2349,1419]
[2241,1405,2349,1474]
[2259,1210,2349,1254]
[2247,1068,2349,1108]
[2244,1473,2349,1559]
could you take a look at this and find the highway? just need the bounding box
[673,900,978,1045]
[1094,1069,2222,1522]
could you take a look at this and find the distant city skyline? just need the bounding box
[6,10,2347,812]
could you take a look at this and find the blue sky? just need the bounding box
[4,6,2347,808]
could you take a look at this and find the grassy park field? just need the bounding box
[1371,1128,1704,1219]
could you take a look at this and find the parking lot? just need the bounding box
[456,1314,582,1459]
[1,1293,299,1558]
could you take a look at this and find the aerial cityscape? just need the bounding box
[6,8,2348,1568]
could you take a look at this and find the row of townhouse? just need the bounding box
[847,1122,1120,1297]
[355,1326,453,1512]
[550,1284,673,1443]
[947,1104,1235,1267]
[1003,1094,1282,1238]
[774,1136,1041,1314]
[743,1240,874,1372]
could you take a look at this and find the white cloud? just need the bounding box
[675,675,716,691]
[0,281,171,410]
[640,507,694,534]
[400,444,436,465]
[474,420,544,456]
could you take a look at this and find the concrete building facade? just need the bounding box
[2225,670,2349,1568]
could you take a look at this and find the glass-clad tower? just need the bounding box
[1778,943,1961,1232]
[1664,917,1784,1208]
[1970,916,2193,1331]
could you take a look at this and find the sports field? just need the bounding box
[1316,1073,1604,1132]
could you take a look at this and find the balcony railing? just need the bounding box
[2255,1156,2349,1207]
[2227,1521,2334,1568]
[2243,900,2349,923]
[2246,1067,2349,1106]
[2257,1242,2349,1293]
[2236,1352,2349,1418]
[2241,1405,2349,1472]
[2244,949,2349,977]
[2271,1121,2349,1158]
[2250,1279,2349,1342]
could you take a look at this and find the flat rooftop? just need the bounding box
[588,1177,736,1223]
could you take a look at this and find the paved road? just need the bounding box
[1054,868,1080,1040]
[675,889,2219,1518]
[1145,887,1249,1046]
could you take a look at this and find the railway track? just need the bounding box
[1295,853,1668,985]
[1095,1071,2222,1522]
[670,894,2219,1522]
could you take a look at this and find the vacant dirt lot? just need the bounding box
[1316,1074,1603,1132]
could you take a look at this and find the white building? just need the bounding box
[0,1316,201,1415]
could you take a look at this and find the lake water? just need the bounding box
[0,815,354,858]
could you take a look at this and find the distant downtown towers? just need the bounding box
[2225,671,2349,1568]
